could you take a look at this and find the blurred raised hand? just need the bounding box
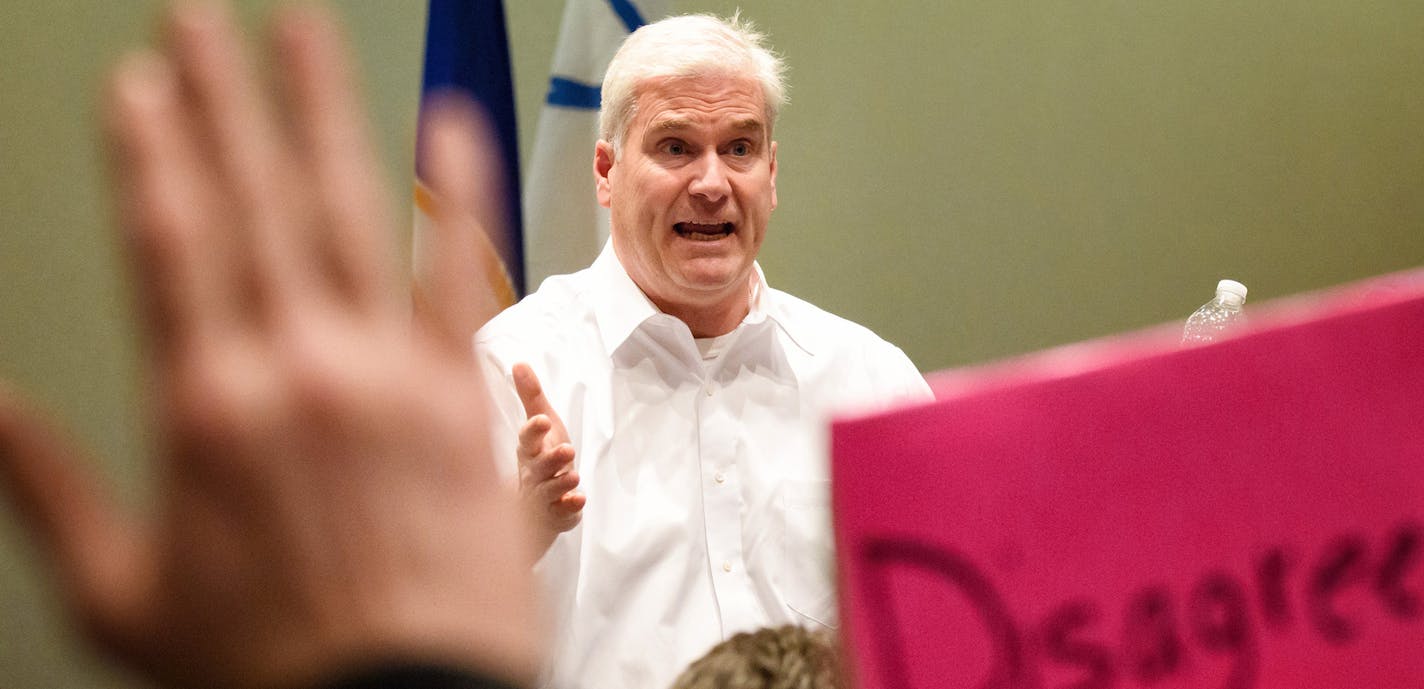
[0,3,539,688]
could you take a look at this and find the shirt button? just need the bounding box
[722,561,733,573]
[705,384,715,397]
[714,472,726,484]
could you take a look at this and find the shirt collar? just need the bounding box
[745,262,817,356]
[588,241,662,355]
[588,240,817,357]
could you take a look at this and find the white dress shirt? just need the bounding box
[476,242,931,689]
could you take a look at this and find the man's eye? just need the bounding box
[665,142,686,155]
[729,142,751,156]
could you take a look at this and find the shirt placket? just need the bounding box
[696,365,763,636]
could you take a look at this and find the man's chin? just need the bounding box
[672,262,752,296]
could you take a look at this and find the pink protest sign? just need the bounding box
[832,270,1424,689]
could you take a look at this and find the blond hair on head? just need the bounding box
[668,624,845,689]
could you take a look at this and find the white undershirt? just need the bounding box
[694,329,740,371]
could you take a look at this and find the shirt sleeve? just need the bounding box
[474,339,526,482]
[884,343,934,402]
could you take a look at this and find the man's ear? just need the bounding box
[769,140,778,211]
[594,140,615,209]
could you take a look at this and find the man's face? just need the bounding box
[596,74,777,317]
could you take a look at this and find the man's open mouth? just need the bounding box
[673,222,734,241]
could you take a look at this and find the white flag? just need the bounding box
[522,0,670,289]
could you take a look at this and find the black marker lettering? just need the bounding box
[1188,571,1258,689]
[1037,600,1115,689]
[862,537,1031,689]
[1308,535,1369,645]
[1122,586,1182,684]
[1375,522,1422,621]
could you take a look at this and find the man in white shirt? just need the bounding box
[476,14,931,689]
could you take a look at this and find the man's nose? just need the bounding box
[687,152,730,202]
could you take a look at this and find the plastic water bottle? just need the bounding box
[1182,279,1248,345]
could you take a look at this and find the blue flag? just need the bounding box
[522,0,669,289]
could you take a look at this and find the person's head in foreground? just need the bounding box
[669,625,846,689]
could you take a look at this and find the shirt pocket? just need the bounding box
[778,479,839,629]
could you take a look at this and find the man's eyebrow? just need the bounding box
[650,117,766,134]
[652,118,693,133]
[730,117,764,133]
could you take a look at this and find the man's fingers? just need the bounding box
[520,443,575,484]
[164,2,305,319]
[0,387,150,655]
[103,50,222,362]
[270,5,395,313]
[541,493,585,537]
[533,471,580,504]
[513,363,570,443]
[517,414,552,456]
[512,363,561,424]
[415,96,509,352]
[553,491,586,519]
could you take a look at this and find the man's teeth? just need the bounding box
[675,222,733,240]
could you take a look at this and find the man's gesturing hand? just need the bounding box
[512,363,586,554]
[0,4,539,689]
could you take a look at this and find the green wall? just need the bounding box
[3,2,1422,686]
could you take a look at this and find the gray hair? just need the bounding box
[599,13,787,155]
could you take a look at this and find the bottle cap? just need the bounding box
[1216,279,1248,301]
